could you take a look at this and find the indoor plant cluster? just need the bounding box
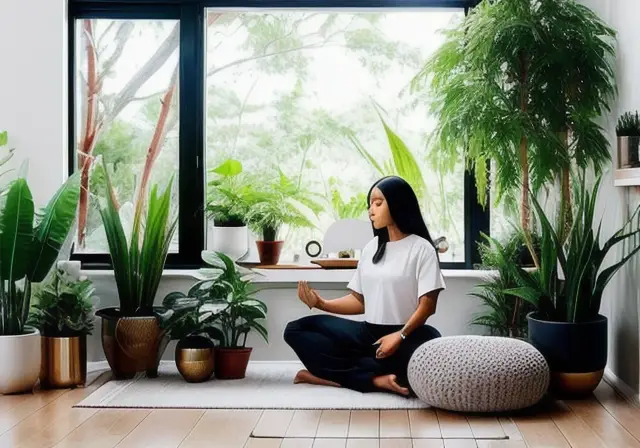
[207,159,322,265]
[616,111,640,168]
[419,0,637,397]
[29,267,98,389]
[158,251,268,382]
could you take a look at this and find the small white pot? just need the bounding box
[0,326,41,394]
[207,224,249,261]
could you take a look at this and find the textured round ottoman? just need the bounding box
[407,335,550,412]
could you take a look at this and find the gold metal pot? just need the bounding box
[176,346,215,383]
[40,335,87,389]
[97,307,169,380]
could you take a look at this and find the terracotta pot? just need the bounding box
[175,338,215,383]
[0,326,41,394]
[256,241,284,265]
[40,335,87,389]
[96,307,169,380]
[215,347,252,379]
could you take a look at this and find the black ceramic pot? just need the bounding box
[527,312,607,397]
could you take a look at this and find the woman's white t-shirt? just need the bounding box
[347,235,446,325]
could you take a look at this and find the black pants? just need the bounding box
[283,315,441,393]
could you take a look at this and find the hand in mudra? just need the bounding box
[297,281,322,309]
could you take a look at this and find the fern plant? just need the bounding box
[471,232,536,338]
[412,0,615,238]
[246,171,323,241]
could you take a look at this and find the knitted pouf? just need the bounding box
[407,335,550,412]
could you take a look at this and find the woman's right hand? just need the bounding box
[297,281,322,310]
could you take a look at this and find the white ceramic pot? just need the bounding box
[208,224,249,261]
[0,326,41,394]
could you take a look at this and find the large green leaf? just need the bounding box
[98,160,133,314]
[28,172,81,282]
[1,178,34,281]
[211,159,242,177]
[0,131,7,146]
[377,114,426,199]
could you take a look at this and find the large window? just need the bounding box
[69,1,487,270]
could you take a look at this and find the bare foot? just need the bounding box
[294,369,341,388]
[373,374,410,396]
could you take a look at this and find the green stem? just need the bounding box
[21,279,31,331]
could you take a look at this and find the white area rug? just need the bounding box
[75,361,428,410]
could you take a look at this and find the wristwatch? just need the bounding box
[400,331,407,340]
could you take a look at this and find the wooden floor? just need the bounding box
[1,372,639,448]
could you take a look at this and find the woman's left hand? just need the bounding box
[374,332,403,359]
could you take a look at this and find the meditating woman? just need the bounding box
[283,176,445,396]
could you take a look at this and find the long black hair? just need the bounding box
[367,176,435,264]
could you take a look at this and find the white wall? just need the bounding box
[580,0,640,396]
[0,0,68,205]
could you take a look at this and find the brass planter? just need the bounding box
[176,346,215,383]
[40,336,87,389]
[97,307,169,380]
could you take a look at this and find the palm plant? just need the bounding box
[97,160,177,316]
[507,175,640,323]
[28,268,97,337]
[0,171,81,336]
[412,0,615,239]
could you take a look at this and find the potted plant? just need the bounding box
[616,111,640,168]
[414,0,615,239]
[28,267,97,389]
[95,160,177,379]
[196,252,268,379]
[470,231,537,339]
[507,176,640,396]
[206,159,263,260]
[0,170,80,394]
[247,172,322,265]
[157,284,227,383]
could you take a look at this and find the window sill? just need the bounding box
[80,267,490,284]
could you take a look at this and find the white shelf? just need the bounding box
[614,168,640,187]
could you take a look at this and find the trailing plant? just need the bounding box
[471,232,536,338]
[97,160,177,317]
[0,170,81,336]
[246,171,323,241]
[616,112,640,137]
[412,0,616,238]
[28,268,97,337]
[508,175,640,323]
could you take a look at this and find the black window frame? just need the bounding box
[68,0,488,271]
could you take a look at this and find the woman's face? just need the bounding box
[369,187,393,229]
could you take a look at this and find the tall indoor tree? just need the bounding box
[412,0,615,244]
